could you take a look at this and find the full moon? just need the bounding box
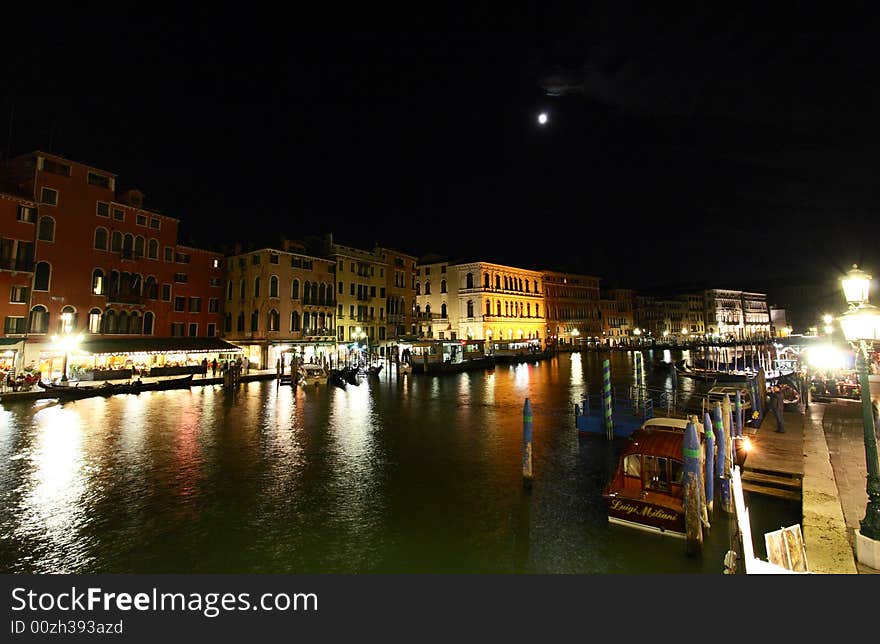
[537,112,548,125]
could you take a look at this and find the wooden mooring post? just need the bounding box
[684,420,704,556]
[522,398,534,488]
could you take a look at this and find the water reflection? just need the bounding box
[0,349,798,574]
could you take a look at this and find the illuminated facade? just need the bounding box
[223,245,336,368]
[704,289,771,339]
[415,260,546,344]
[0,151,225,375]
[330,240,387,350]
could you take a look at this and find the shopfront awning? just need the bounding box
[78,337,244,356]
[0,338,24,346]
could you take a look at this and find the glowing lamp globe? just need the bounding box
[839,303,880,343]
[842,264,872,306]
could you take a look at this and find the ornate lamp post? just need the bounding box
[838,264,880,565]
[51,313,83,383]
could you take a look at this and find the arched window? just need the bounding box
[527,303,531,317]
[240,279,246,299]
[130,273,142,295]
[318,283,326,305]
[467,300,474,318]
[485,300,491,316]
[250,309,259,332]
[88,308,102,333]
[533,280,538,293]
[143,311,155,335]
[111,231,123,252]
[237,312,245,331]
[483,273,490,288]
[227,281,233,301]
[269,275,279,298]
[134,236,145,258]
[425,304,431,317]
[415,282,421,295]
[425,281,431,295]
[441,303,447,318]
[129,311,143,334]
[144,276,158,299]
[108,270,120,297]
[224,313,232,333]
[495,275,500,289]
[466,273,474,289]
[318,312,326,332]
[311,282,318,304]
[535,304,540,317]
[123,233,134,254]
[37,216,55,242]
[303,281,311,304]
[59,305,77,334]
[148,238,159,259]
[290,310,301,332]
[440,279,447,293]
[303,311,311,333]
[104,309,117,334]
[525,281,530,293]
[29,306,49,333]
[292,279,300,299]
[496,300,501,316]
[94,227,108,250]
[92,269,105,295]
[268,309,279,331]
[254,277,260,298]
[34,262,51,291]
[117,311,129,334]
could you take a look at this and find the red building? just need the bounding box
[0,151,231,380]
[0,189,38,373]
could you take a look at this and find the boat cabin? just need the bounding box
[489,338,541,357]
[409,339,486,366]
[603,416,706,538]
[705,385,752,416]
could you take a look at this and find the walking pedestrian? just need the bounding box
[211,358,217,378]
[769,385,786,433]
[201,357,208,378]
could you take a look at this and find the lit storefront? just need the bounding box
[34,337,243,381]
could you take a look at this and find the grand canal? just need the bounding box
[0,349,799,574]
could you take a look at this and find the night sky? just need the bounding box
[3,6,879,329]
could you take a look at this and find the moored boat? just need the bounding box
[298,364,329,386]
[602,416,707,539]
[37,374,194,400]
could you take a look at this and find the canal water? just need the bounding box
[0,349,799,574]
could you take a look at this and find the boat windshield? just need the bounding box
[624,454,641,477]
[644,456,670,492]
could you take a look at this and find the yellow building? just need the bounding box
[223,244,336,368]
[329,241,387,354]
[415,260,546,345]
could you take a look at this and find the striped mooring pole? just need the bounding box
[713,401,733,514]
[523,398,533,487]
[602,358,613,439]
[683,420,704,556]
[703,411,714,514]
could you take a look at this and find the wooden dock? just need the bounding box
[739,408,804,502]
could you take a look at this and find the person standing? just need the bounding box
[201,357,208,378]
[211,358,217,378]
[769,385,786,433]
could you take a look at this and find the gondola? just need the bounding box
[343,367,360,386]
[328,369,347,389]
[366,364,383,376]
[38,374,194,400]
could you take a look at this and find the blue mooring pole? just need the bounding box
[683,420,703,556]
[713,401,732,514]
[703,411,714,514]
[523,398,533,487]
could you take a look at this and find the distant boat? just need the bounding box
[366,364,383,376]
[298,364,329,386]
[38,374,194,400]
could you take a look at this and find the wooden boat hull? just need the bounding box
[411,357,492,374]
[603,496,685,538]
[38,374,193,399]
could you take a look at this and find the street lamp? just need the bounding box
[838,264,880,563]
[571,328,580,347]
[51,328,83,383]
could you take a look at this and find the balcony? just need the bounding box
[107,292,145,305]
[0,258,34,272]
